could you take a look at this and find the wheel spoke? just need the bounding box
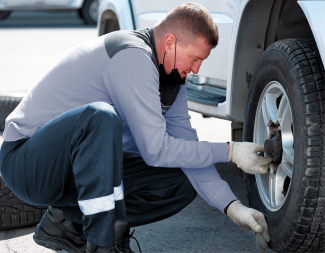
[283,147,294,165]
[277,95,288,125]
[255,106,268,144]
[281,102,294,165]
[265,93,278,124]
[262,100,272,127]
[278,162,293,178]
[269,175,276,207]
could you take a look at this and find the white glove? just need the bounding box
[227,200,270,253]
[227,142,272,174]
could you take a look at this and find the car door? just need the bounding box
[2,0,41,8]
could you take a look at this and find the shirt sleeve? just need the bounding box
[164,79,238,213]
[105,48,228,169]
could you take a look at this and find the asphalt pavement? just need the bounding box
[0,11,274,253]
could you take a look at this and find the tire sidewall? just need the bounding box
[81,0,98,25]
[243,48,306,248]
[0,11,11,20]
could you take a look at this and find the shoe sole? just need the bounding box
[33,225,86,253]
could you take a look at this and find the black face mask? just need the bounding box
[159,39,186,85]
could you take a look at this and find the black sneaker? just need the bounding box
[86,220,142,253]
[33,206,87,253]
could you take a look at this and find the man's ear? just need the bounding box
[164,34,176,53]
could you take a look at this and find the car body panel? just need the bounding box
[226,0,325,123]
[298,0,325,69]
[0,0,84,10]
[0,0,38,9]
[98,0,134,33]
[225,0,275,123]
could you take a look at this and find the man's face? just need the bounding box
[163,35,212,78]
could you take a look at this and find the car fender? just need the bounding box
[98,0,134,36]
[298,0,325,69]
[225,0,274,123]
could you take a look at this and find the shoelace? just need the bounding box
[115,229,142,253]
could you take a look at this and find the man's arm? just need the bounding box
[164,79,237,213]
[105,48,228,169]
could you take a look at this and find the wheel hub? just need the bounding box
[264,130,283,163]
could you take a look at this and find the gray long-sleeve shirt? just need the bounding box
[3,29,237,212]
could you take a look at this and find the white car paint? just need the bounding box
[225,0,251,122]
[0,0,83,9]
[98,0,134,32]
[298,0,325,69]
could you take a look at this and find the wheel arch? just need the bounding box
[226,0,320,123]
[98,0,135,36]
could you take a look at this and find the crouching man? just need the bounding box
[0,3,272,253]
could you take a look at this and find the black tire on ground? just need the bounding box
[243,39,324,252]
[79,0,98,25]
[0,95,24,131]
[77,8,84,20]
[0,11,11,20]
[0,176,47,230]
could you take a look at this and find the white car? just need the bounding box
[96,0,324,252]
[0,0,99,24]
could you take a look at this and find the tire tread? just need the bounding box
[0,177,47,230]
[284,39,324,253]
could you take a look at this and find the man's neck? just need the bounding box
[152,27,163,66]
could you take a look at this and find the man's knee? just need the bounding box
[79,102,123,133]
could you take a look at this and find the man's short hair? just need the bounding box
[155,2,219,48]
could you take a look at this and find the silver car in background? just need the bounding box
[0,0,99,24]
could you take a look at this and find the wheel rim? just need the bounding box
[254,81,294,212]
[89,0,99,22]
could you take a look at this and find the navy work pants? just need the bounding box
[0,102,196,247]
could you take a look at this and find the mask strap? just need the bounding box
[162,37,177,67]
[163,52,166,65]
[174,38,177,69]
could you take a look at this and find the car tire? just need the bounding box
[79,0,98,25]
[0,93,47,230]
[0,11,11,20]
[0,94,24,131]
[0,176,47,230]
[77,8,84,20]
[243,39,324,252]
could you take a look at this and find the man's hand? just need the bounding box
[227,142,272,174]
[227,200,270,253]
